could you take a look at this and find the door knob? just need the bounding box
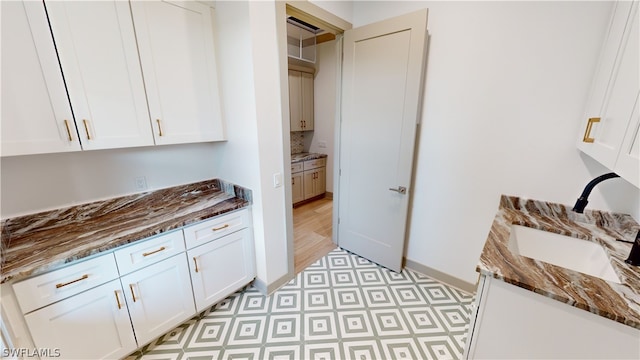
[389,186,407,194]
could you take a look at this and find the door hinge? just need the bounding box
[339,169,342,176]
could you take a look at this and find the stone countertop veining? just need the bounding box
[0,179,252,284]
[478,195,640,329]
[291,152,328,163]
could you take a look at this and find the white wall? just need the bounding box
[0,143,222,218]
[309,0,354,24]
[307,40,337,192]
[351,1,640,286]
[214,1,291,291]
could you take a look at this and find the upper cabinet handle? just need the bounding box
[63,120,73,142]
[582,117,600,143]
[83,119,92,140]
[157,119,164,137]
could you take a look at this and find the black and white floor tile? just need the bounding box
[126,248,475,360]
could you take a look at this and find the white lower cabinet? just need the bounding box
[188,229,255,312]
[464,275,640,359]
[9,209,255,359]
[23,279,136,360]
[120,254,195,346]
[291,172,304,204]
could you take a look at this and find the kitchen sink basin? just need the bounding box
[508,225,621,284]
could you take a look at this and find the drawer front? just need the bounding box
[291,162,303,173]
[13,253,119,314]
[184,209,250,249]
[114,230,186,275]
[303,158,326,170]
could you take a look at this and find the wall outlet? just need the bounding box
[318,141,327,148]
[134,176,148,191]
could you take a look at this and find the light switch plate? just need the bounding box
[273,173,282,188]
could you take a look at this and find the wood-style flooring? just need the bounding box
[293,198,336,274]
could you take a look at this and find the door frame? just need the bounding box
[275,1,351,278]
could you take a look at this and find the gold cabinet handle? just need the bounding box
[82,119,92,140]
[129,283,137,302]
[142,246,166,257]
[56,274,88,289]
[582,117,600,143]
[193,257,199,273]
[63,120,73,141]
[212,224,229,231]
[156,119,164,137]
[114,290,122,309]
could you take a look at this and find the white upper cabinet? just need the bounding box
[131,0,225,145]
[577,1,639,188]
[45,1,154,150]
[1,1,80,156]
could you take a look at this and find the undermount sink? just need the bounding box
[508,225,621,284]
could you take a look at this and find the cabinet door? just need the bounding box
[1,1,80,156]
[131,0,225,145]
[289,70,304,131]
[301,71,315,130]
[314,167,326,197]
[577,2,639,168]
[292,172,305,204]
[45,1,154,150]
[188,229,255,312]
[120,254,195,346]
[303,170,316,200]
[24,280,137,360]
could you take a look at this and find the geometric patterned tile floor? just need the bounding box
[125,248,475,360]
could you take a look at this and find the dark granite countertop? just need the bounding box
[478,195,640,329]
[291,152,328,164]
[0,179,251,284]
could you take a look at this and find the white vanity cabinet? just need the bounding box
[577,1,639,188]
[184,210,256,312]
[1,1,80,156]
[44,0,155,151]
[13,254,137,360]
[130,0,225,145]
[464,275,640,359]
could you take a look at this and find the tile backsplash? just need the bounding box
[291,132,304,154]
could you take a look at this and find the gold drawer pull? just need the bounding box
[142,246,166,257]
[56,274,89,289]
[157,119,164,137]
[212,224,230,231]
[582,117,600,143]
[114,290,122,309]
[63,120,73,141]
[193,257,199,273]
[129,284,137,302]
[83,119,92,140]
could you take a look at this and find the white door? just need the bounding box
[338,10,428,272]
